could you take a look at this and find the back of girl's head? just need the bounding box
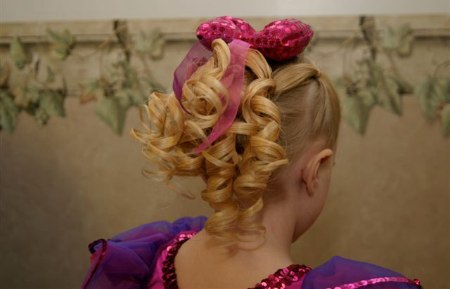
[132,26,341,247]
[271,60,341,158]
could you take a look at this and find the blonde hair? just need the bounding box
[132,39,340,246]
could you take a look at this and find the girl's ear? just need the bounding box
[302,148,334,196]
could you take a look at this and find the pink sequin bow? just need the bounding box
[196,16,314,61]
[172,16,314,153]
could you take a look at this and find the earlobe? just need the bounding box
[302,148,334,196]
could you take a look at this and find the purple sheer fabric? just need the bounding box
[80,216,421,289]
[80,216,206,289]
[302,256,421,289]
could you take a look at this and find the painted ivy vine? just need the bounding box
[0,20,164,134]
[338,16,450,136]
[0,18,449,136]
[0,29,71,132]
[80,20,165,134]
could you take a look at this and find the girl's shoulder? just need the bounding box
[301,256,422,289]
[80,216,206,289]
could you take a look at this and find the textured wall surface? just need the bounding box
[1,16,449,289]
[2,0,449,22]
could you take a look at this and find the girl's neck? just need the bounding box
[202,198,298,264]
[174,202,299,288]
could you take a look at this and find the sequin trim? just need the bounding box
[161,232,311,289]
[327,276,422,289]
[162,232,194,289]
[252,264,311,289]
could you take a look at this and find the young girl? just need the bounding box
[81,16,422,289]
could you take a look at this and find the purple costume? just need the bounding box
[81,216,421,289]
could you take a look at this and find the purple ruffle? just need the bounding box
[302,256,421,289]
[80,216,421,289]
[80,216,206,289]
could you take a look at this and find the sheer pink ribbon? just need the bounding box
[173,39,251,153]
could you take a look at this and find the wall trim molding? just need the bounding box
[1,15,449,45]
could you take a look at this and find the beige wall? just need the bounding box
[0,16,449,289]
[2,0,449,22]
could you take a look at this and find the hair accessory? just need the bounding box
[173,41,211,111]
[173,16,313,153]
[173,39,251,153]
[196,16,314,61]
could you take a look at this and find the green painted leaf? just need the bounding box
[46,29,76,60]
[0,90,19,132]
[135,31,154,54]
[433,78,450,103]
[130,88,147,106]
[121,61,139,88]
[80,80,105,104]
[107,61,128,89]
[416,76,435,120]
[378,74,402,115]
[114,88,133,108]
[10,37,31,69]
[150,36,165,60]
[359,89,377,109]
[140,77,163,100]
[0,103,14,132]
[396,25,414,57]
[46,66,56,83]
[95,97,126,135]
[382,24,414,57]
[382,26,399,51]
[40,90,65,117]
[0,62,11,88]
[26,85,41,103]
[34,107,50,125]
[107,60,149,106]
[342,95,371,134]
[445,79,450,102]
[442,104,450,137]
[443,79,450,102]
[363,59,382,90]
[415,76,449,121]
[135,28,165,59]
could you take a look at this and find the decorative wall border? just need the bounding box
[1,15,449,44]
[0,15,449,135]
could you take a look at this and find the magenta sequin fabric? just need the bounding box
[196,16,314,61]
[253,264,311,289]
[161,232,194,289]
[161,232,311,289]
